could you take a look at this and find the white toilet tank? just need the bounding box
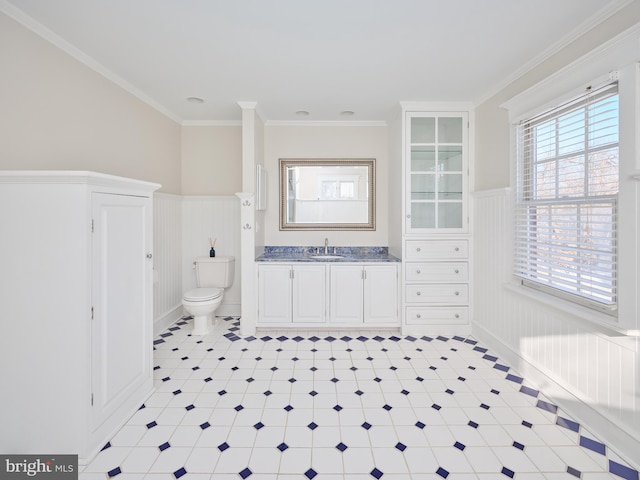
[194,256,235,288]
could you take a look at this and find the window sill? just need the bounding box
[503,282,640,337]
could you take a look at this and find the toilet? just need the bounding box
[182,256,235,335]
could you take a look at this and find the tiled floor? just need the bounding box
[80,317,639,480]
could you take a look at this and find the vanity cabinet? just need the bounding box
[257,264,326,324]
[0,171,159,463]
[401,107,472,334]
[256,262,399,327]
[329,264,399,325]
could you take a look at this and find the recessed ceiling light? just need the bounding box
[186,96,204,104]
[340,110,355,116]
[295,110,310,116]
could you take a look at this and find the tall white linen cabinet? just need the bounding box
[0,171,160,463]
[392,104,473,335]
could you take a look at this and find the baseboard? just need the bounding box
[472,322,640,470]
[153,305,183,337]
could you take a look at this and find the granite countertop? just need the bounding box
[256,246,400,263]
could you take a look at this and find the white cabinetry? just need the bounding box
[401,107,473,335]
[257,264,326,324]
[0,171,159,463]
[330,265,399,325]
[257,262,399,328]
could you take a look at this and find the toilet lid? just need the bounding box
[184,287,222,302]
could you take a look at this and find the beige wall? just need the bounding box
[263,125,389,246]
[0,12,182,193]
[474,1,640,191]
[180,126,242,195]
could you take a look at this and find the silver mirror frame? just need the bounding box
[279,158,376,231]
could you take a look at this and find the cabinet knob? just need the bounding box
[406,214,411,218]
[454,247,460,252]
[146,253,153,259]
[416,291,421,296]
[454,291,460,296]
[454,314,460,319]
[454,269,459,274]
[416,269,421,274]
[416,247,421,252]
[416,314,421,319]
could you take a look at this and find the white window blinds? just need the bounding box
[514,82,619,312]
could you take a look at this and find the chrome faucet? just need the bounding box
[324,238,329,255]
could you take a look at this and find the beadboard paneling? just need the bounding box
[473,188,640,466]
[182,196,241,315]
[153,193,183,334]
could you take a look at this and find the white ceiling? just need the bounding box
[2,0,632,124]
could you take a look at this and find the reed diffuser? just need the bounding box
[209,237,217,257]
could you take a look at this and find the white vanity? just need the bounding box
[256,247,400,329]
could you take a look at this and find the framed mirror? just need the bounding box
[280,158,375,230]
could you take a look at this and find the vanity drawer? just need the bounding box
[405,284,468,304]
[405,306,468,325]
[405,262,468,282]
[405,240,468,260]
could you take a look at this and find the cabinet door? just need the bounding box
[406,112,468,233]
[91,193,152,429]
[292,265,326,323]
[364,265,398,324]
[258,265,292,324]
[329,265,364,324]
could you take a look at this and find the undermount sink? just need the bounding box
[310,254,344,260]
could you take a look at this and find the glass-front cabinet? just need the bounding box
[406,112,468,232]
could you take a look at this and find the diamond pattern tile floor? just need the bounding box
[79,317,639,480]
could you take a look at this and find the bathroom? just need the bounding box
[1,2,640,478]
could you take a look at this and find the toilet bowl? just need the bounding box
[182,287,224,335]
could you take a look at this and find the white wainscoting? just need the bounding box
[182,196,241,317]
[473,188,640,468]
[153,193,183,335]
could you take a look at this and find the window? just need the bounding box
[514,82,619,313]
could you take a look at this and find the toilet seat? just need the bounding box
[183,287,223,302]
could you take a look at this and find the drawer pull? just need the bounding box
[454,291,460,296]
[454,247,460,252]
[416,247,421,252]
[455,314,460,319]
[416,269,421,274]
[416,314,421,319]
[454,269,459,274]
[416,291,421,296]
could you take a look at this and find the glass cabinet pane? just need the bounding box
[411,174,435,200]
[437,146,463,171]
[411,146,435,171]
[438,117,463,143]
[411,117,435,143]
[437,203,463,228]
[437,173,462,199]
[411,203,435,228]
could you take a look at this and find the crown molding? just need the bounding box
[0,0,182,124]
[181,120,242,127]
[473,0,636,107]
[264,120,387,127]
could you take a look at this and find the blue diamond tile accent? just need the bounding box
[284,405,294,412]
[501,467,515,478]
[336,442,348,452]
[494,363,510,372]
[416,376,424,382]
[309,336,320,342]
[480,403,490,410]
[218,390,227,396]
[293,336,304,342]
[468,421,479,428]
[370,467,384,479]
[288,378,297,383]
[355,390,364,396]
[415,421,426,429]
[277,336,288,341]
[436,336,449,342]
[567,466,581,478]
[506,374,523,384]
[362,422,372,430]
[107,467,121,477]
[436,467,449,478]
[159,442,171,451]
[483,354,498,362]
[185,404,195,411]
[146,421,157,429]
[308,422,318,430]
[383,404,392,411]
[374,377,382,382]
[432,404,441,411]
[395,442,407,451]
[341,336,353,342]
[324,336,336,342]
[331,377,339,383]
[580,436,606,455]
[305,468,317,479]
[218,442,230,451]
[172,389,182,395]
[520,385,539,397]
[162,376,170,382]
[277,442,288,451]
[557,416,580,433]
[204,377,212,382]
[491,389,500,395]
[254,422,264,430]
[536,399,558,414]
[263,390,272,396]
[522,420,533,428]
[200,422,210,430]
[513,441,525,450]
[454,441,465,450]
[101,442,111,451]
[239,467,252,479]
[173,467,187,479]
[334,405,343,411]
[401,389,410,395]
[445,389,454,395]
[309,391,318,396]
